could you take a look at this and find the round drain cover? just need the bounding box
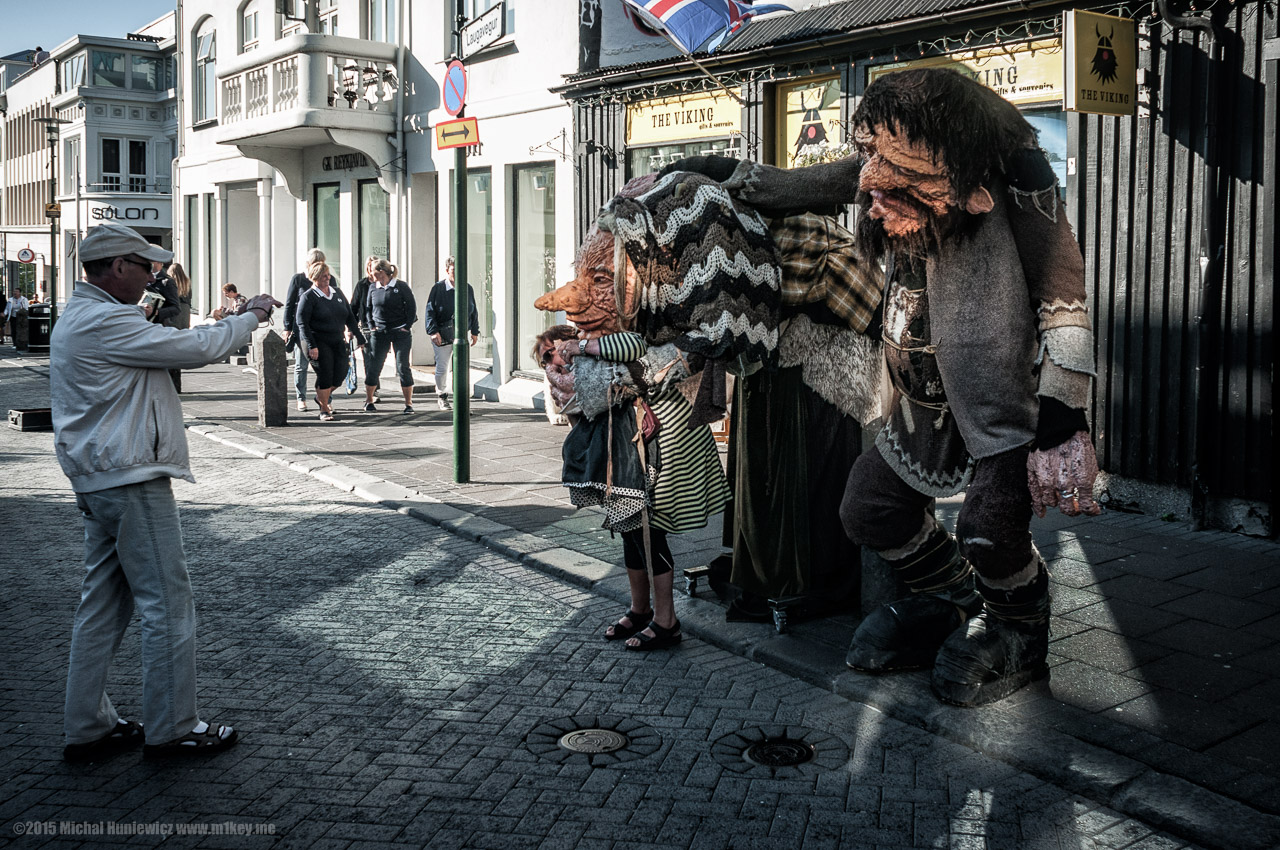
[744,737,816,768]
[558,728,629,755]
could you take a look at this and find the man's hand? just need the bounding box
[308,347,319,361]
[1028,431,1102,518]
[431,332,444,346]
[469,332,478,346]
[238,294,283,321]
[143,302,156,319]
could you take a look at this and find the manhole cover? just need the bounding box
[559,728,629,754]
[744,737,815,767]
[711,725,850,776]
[527,715,661,766]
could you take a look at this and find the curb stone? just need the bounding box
[186,422,1280,850]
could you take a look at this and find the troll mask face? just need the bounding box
[855,121,994,243]
[533,224,620,336]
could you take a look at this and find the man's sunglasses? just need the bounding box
[117,256,153,273]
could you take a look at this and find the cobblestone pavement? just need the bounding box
[0,358,1206,849]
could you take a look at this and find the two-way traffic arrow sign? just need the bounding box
[435,117,480,151]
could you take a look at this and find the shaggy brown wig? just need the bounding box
[852,67,1038,259]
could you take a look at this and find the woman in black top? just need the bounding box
[297,261,365,421]
[362,258,418,414]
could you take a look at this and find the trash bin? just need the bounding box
[26,303,51,352]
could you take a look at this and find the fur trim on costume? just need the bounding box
[777,314,883,426]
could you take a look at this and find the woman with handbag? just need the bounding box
[540,328,729,651]
[296,261,365,421]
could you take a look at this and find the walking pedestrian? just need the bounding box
[297,260,365,421]
[350,255,380,401]
[423,256,478,410]
[51,222,280,761]
[283,248,329,411]
[362,258,417,413]
[164,263,194,392]
[3,287,29,345]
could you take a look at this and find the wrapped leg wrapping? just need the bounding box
[931,567,1050,707]
[846,529,981,673]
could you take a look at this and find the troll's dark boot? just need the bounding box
[931,567,1050,706]
[846,529,981,673]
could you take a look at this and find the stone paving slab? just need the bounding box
[4,351,1280,848]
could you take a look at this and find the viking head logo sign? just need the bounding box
[1091,24,1119,85]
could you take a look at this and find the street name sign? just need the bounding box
[436,117,480,150]
[460,3,505,60]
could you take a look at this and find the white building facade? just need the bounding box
[0,16,176,305]
[174,0,580,403]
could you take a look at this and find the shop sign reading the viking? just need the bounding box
[1064,10,1136,116]
[868,39,1064,106]
[626,91,741,146]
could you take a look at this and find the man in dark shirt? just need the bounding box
[423,257,479,411]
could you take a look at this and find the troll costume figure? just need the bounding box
[669,67,1100,705]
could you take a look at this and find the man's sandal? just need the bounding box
[63,719,144,763]
[142,722,238,759]
[626,619,683,651]
[604,609,653,641]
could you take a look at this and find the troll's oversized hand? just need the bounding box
[1028,431,1102,518]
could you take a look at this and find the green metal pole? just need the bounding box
[451,144,469,482]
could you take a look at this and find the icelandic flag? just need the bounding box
[621,0,794,54]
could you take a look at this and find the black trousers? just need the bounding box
[840,444,1034,582]
[308,336,349,391]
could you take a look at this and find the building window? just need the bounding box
[242,2,260,52]
[320,1,338,34]
[91,50,125,87]
[185,194,200,299]
[466,169,493,360]
[357,179,390,273]
[313,183,342,284]
[1024,108,1068,195]
[101,138,121,191]
[129,141,148,192]
[194,21,217,123]
[513,163,554,373]
[131,55,165,91]
[62,53,86,90]
[62,136,80,195]
[365,0,396,42]
[468,0,513,35]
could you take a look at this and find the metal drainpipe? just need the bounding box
[395,0,407,272]
[1155,0,1226,529]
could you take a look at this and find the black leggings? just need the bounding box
[308,336,348,391]
[622,527,674,576]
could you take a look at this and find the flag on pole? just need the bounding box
[620,0,793,55]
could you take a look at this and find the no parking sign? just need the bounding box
[443,60,467,117]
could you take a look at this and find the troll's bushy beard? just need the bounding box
[854,188,983,263]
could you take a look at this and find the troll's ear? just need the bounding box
[962,186,995,215]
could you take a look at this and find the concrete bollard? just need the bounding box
[253,328,288,427]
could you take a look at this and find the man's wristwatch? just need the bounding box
[578,339,588,356]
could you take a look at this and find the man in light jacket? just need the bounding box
[51,223,280,762]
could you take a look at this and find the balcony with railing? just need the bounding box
[215,33,399,197]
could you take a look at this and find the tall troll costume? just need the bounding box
[681,67,1101,706]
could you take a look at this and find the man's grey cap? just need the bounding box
[79,223,173,264]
